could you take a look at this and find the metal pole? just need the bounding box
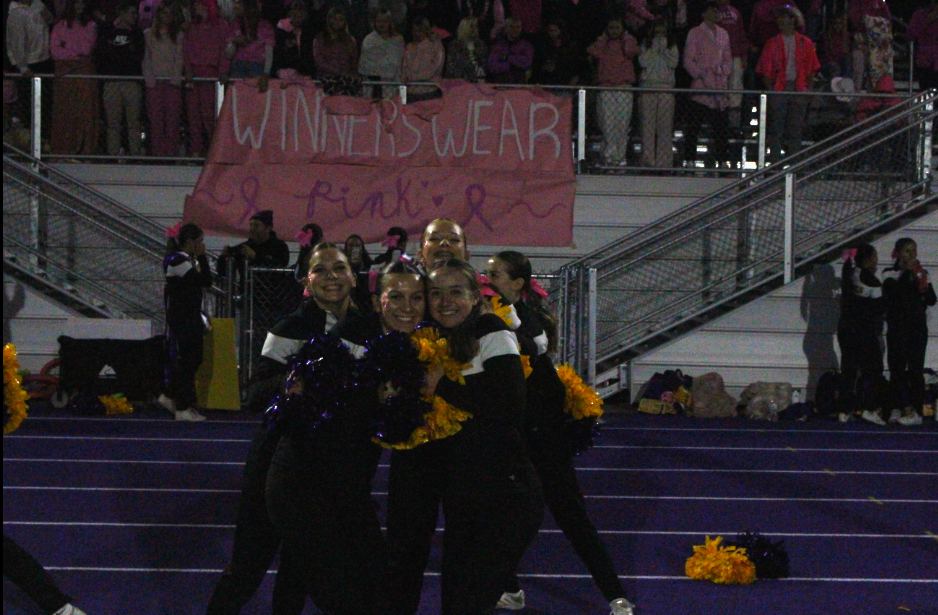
[923,97,934,185]
[577,88,587,171]
[908,41,914,96]
[31,77,42,160]
[215,80,225,117]
[758,93,767,168]
[784,173,794,284]
[399,84,407,105]
[587,267,597,386]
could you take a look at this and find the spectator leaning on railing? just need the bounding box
[183,0,229,157]
[487,17,534,84]
[97,0,145,157]
[445,16,489,82]
[587,15,639,168]
[50,0,99,156]
[401,16,445,101]
[358,7,405,98]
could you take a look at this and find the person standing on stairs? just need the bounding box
[157,222,212,421]
[882,238,936,426]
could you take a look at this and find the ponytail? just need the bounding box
[165,223,203,256]
[494,250,559,352]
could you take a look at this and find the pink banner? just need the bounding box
[184,79,575,246]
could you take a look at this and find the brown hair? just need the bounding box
[431,258,483,363]
[494,250,558,352]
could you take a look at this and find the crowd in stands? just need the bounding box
[4,0,936,161]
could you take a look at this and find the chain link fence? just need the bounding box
[240,267,305,383]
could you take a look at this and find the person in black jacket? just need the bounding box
[837,244,887,425]
[206,242,363,615]
[156,222,212,421]
[485,251,636,615]
[216,209,291,282]
[97,1,146,157]
[264,244,389,615]
[424,259,543,615]
[882,238,936,426]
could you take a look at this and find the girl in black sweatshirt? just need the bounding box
[159,222,212,420]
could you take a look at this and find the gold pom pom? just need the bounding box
[685,536,756,584]
[4,343,30,435]
[556,364,604,420]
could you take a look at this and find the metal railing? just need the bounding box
[555,89,937,396]
[2,142,231,326]
[4,72,924,176]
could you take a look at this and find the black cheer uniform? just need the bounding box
[836,266,885,412]
[264,316,387,615]
[385,314,544,615]
[882,265,936,411]
[163,251,212,410]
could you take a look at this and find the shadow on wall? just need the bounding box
[799,263,840,400]
[3,281,26,347]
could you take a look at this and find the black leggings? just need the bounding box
[887,326,928,411]
[205,427,306,615]
[3,534,72,614]
[503,447,625,602]
[166,318,204,410]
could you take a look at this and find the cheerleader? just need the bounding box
[485,251,636,615]
[206,243,363,615]
[264,243,389,614]
[157,223,212,421]
[837,244,886,425]
[882,238,936,426]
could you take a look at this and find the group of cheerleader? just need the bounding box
[199,218,637,615]
[837,237,936,426]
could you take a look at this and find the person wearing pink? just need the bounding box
[183,0,227,156]
[227,0,274,78]
[620,0,657,35]
[756,4,819,160]
[50,0,98,155]
[401,16,445,102]
[638,18,678,168]
[144,2,184,157]
[714,0,747,125]
[907,0,938,91]
[587,16,639,167]
[682,0,732,166]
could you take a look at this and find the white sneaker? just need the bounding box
[896,412,923,426]
[610,597,636,615]
[860,410,886,426]
[156,393,175,411]
[175,408,206,422]
[496,590,525,610]
[53,605,87,615]
[837,412,854,423]
[888,408,902,423]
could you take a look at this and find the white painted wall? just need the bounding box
[8,164,935,399]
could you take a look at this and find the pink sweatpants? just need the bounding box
[186,65,218,156]
[147,82,182,157]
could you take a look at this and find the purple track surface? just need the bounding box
[3,408,937,615]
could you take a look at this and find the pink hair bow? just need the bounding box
[166,222,181,238]
[842,248,857,263]
[381,234,401,249]
[277,18,295,32]
[368,270,379,294]
[661,391,675,403]
[296,229,314,247]
[528,278,548,298]
[476,273,497,297]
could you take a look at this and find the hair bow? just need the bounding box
[277,18,295,32]
[842,248,857,263]
[166,222,181,238]
[528,278,548,298]
[381,234,401,249]
[476,273,498,297]
[296,229,314,247]
[368,270,379,294]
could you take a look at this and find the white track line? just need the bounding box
[8,437,934,453]
[4,486,935,504]
[592,446,938,453]
[5,522,936,541]
[602,426,938,435]
[4,459,936,475]
[33,566,937,583]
